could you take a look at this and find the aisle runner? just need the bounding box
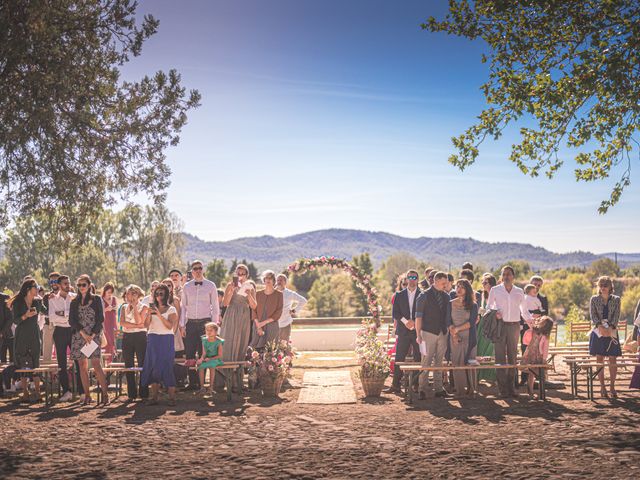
[297,370,357,404]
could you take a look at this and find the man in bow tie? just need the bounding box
[181,259,220,389]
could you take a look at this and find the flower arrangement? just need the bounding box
[250,340,296,380]
[287,256,382,326]
[355,319,390,380]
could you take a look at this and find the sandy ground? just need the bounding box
[0,354,638,479]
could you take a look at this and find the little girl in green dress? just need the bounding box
[197,322,224,394]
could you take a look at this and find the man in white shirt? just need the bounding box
[486,265,526,398]
[276,274,308,342]
[48,275,76,402]
[180,260,220,389]
[141,280,160,306]
[42,271,61,362]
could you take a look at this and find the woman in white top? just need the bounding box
[141,283,178,406]
[121,285,149,401]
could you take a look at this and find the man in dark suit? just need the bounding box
[416,271,452,398]
[386,269,421,394]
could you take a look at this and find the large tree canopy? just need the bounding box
[425,0,639,212]
[0,0,200,227]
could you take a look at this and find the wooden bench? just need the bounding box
[398,363,551,404]
[14,366,58,406]
[567,322,629,346]
[175,361,250,402]
[563,355,639,399]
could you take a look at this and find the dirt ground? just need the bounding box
[1,354,638,479]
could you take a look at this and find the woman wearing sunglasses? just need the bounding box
[141,283,178,405]
[69,275,110,405]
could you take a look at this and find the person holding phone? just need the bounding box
[121,284,149,402]
[141,284,178,406]
[69,275,109,405]
[8,278,47,402]
[217,264,256,390]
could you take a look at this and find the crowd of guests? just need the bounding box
[388,262,640,399]
[0,258,638,405]
[0,260,307,405]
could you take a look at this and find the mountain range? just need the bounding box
[182,229,640,272]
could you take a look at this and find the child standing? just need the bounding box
[521,316,554,398]
[197,323,224,395]
[522,284,544,347]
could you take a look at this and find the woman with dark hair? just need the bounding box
[250,270,283,350]
[141,283,178,405]
[589,275,622,398]
[447,279,478,397]
[8,278,47,402]
[69,274,109,405]
[161,277,184,357]
[476,273,497,382]
[101,282,117,358]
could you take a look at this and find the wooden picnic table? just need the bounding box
[14,365,58,406]
[175,361,250,402]
[563,357,640,399]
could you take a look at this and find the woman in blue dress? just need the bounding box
[588,276,622,398]
[141,283,178,406]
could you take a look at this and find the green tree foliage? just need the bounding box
[289,270,320,298]
[350,253,374,315]
[620,283,640,322]
[492,260,533,281]
[206,259,227,287]
[564,304,589,343]
[545,273,593,314]
[587,257,621,279]
[119,204,184,288]
[375,253,425,291]
[228,259,258,282]
[0,204,183,290]
[0,0,200,229]
[425,1,640,212]
[306,274,357,317]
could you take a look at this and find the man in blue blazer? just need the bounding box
[386,269,422,394]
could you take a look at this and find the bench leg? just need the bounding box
[225,370,233,402]
[401,370,408,401]
[407,371,414,405]
[538,368,546,401]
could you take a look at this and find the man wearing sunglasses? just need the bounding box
[181,260,220,389]
[41,272,61,362]
[387,269,422,394]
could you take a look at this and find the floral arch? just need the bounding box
[286,256,382,328]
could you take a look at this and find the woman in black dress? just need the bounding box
[8,278,47,402]
[69,275,109,405]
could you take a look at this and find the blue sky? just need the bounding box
[123,0,639,254]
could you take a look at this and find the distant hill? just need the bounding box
[182,229,639,272]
